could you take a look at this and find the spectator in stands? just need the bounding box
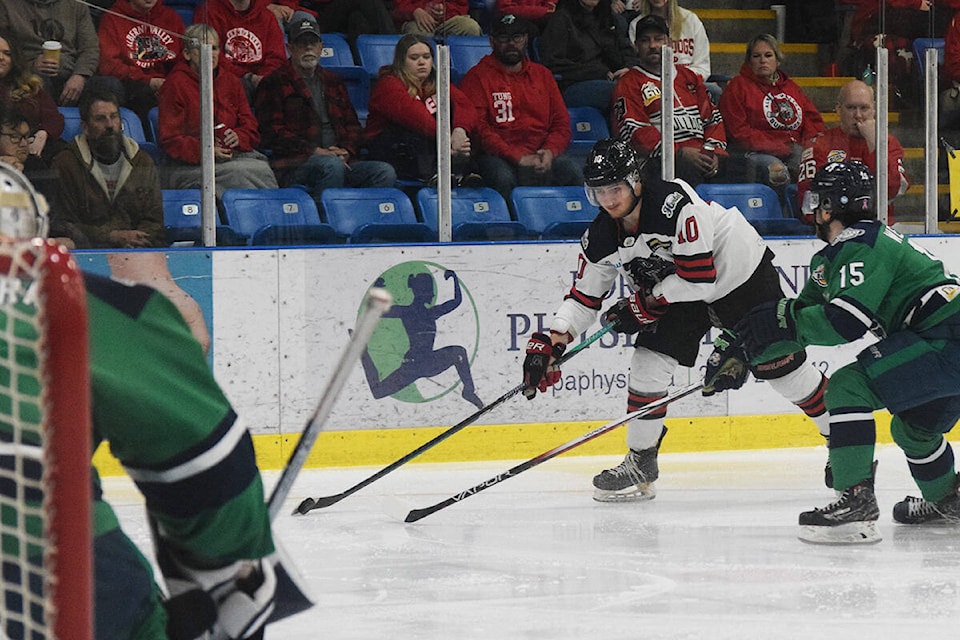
[0,31,64,161]
[50,89,164,248]
[460,14,581,200]
[718,34,824,194]
[394,0,482,37]
[284,0,396,45]
[612,15,725,187]
[0,105,56,200]
[625,0,711,84]
[797,79,908,224]
[495,0,556,28]
[365,33,479,184]
[0,0,101,106]
[254,17,396,202]
[539,0,638,118]
[193,0,288,95]
[97,0,185,133]
[159,23,279,193]
[941,14,960,130]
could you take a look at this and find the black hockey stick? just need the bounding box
[295,323,616,515]
[401,381,704,523]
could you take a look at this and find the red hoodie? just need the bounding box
[192,0,286,79]
[98,0,184,84]
[158,60,260,163]
[365,71,477,142]
[458,54,570,163]
[718,63,825,159]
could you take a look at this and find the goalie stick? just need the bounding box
[401,381,704,523]
[294,322,616,515]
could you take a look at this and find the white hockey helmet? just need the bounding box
[0,161,48,239]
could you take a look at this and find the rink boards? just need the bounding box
[76,235,960,474]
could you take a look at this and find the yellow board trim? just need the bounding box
[92,412,908,476]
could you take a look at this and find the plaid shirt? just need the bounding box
[254,60,363,173]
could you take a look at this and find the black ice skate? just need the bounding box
[892,474,960,525]
[798,481,881,545]
[592,447,658,502]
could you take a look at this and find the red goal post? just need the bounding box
[0,239,92,640]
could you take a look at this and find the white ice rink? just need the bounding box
[108,444,960,639]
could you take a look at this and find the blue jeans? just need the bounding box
[477,154,585,202]
[287,154,397,200]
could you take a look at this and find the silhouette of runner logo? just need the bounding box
[359,262,483,408]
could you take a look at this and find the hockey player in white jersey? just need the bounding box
[522,139,831,501]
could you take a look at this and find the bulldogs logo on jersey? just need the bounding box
[763,93,803,131]
[225,27,264,64]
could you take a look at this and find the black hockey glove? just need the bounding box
[603,291,668,334]
[522,332,566,399]
[702,329,749,396]
[734,298,798,360]
[624,255,677,291]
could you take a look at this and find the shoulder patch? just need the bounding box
[662,192,684,219]
[827,149,847,164]
[811,264,828,287]
[580,227,590,252]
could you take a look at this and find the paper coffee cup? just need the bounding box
[41,41,61,64]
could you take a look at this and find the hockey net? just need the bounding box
[0,240,92,640]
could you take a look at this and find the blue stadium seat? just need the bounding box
[418,187,532,241]
[326,67,370,127]
[148,106,160,142]
[59,106,147,143]
[913,37,945,79]
[695,183,810,236]
[447,35,490,83]
[356,34,404,78]
[221,188,340,245]
[161,189,243,246]
[566,106,609,163]
[510,186,594,240]
[321,188,433,243]
[321,33,357,67]
[783,183,800,220]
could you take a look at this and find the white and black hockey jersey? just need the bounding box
[551,177,768,339]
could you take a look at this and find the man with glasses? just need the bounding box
[460,13,583,201]
[50,88,163,248]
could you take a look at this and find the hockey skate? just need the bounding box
[892,474,960,525]
[592,448,658,502]
[797,480,881,545]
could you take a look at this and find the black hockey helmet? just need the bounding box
[801,161,875,224]
[583,139,645,205]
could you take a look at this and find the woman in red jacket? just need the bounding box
[97,0,184,129]
[158,23,278,193]
[366,34,480,184]
[718,34,824,194]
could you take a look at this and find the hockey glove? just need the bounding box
[522,332,567,399]
[162,550,277,640]
[734,298,798,360]
[702,329,749,396]
[624,255,677,291]
[603,291,668,334]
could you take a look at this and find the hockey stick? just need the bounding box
[267,287,393,519]
[401,381,704,523]
[295,322,616,515]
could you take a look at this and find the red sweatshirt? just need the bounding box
[98,0,184,84]
[192,0,287,79]
[458,54,571,163]
[718,63,824,159]
[365,71,477,142]
[158,61,261,163]
[393,0,469,24]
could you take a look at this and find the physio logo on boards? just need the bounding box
[357,261,484,408]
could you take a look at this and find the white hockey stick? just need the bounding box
[267,286,393,519]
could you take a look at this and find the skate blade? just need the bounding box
[798,521,882,545]
[592,483,656,503]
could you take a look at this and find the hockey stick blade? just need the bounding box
[295,323,616,515]
[269,286,392,520]
[403,382,703,523]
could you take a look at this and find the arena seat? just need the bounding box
[59,106,147,144]
[221,188,340,245]
[695,183,810,237]
[320,187,434,243]
[161,189,243,246]
[510,186,593,240]
[566,106,609,164]
[418,187,532,241]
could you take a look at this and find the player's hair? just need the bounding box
[0,31,43,101]
[745,33,784,65]
[388,34,437,99]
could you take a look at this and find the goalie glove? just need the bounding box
[522,332,567,399]
[702,329,749,396]
[734,298,798,360]
[161,550,277,640]
[602,291,668,334]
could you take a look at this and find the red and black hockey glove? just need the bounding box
[603,291,668,334]
[522,332,567,399]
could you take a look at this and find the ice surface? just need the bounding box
[105,445,960,639]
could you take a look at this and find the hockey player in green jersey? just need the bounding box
[720,161,960,544]
[0,161,282,638]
